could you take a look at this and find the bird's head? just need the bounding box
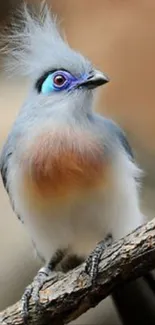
[3,2,109,116]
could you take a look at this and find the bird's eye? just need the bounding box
[36,70,77,94]
[53,74,67,87]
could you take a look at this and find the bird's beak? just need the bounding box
[77,70,110,89]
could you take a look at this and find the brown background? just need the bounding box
[0,1,155,323]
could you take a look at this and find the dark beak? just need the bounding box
[77,70,110,89]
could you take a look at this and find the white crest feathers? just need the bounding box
[1,2,67,79]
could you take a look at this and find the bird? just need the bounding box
[0,2,145,322]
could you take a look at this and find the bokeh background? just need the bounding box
[0,1,155,324]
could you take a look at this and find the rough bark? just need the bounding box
[0,218,155,325]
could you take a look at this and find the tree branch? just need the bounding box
[0,218,155,325]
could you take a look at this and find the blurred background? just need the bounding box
[0,1,155,324]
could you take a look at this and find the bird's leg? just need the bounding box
[84,233,113,282]
[21,265,53,322]
[21,249,65,324]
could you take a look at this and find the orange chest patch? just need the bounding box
[22,130,107,198]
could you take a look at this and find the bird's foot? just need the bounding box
[84,234,113,283]
[21,266,57,324]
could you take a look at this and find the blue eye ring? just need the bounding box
[40,70,75,94]
[52,70,70,90]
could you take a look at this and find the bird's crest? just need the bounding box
[1,1,71,79]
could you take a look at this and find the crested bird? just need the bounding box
[0,2,145,322]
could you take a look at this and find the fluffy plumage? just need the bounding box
[0,2,144,266]
[23,129,107,197]
[2,2,91,80]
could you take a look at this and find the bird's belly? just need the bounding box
[14,130,111,260]
[22,187,108,261]
[9,129,143,262]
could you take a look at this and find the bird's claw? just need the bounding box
[84,233,113,283]
[21,284,33,323]
[21,266,55,324]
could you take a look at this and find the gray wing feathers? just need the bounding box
[0,144,12,192]
[94,115,134,160]
[104,118,134,160]
[0,139,23,222]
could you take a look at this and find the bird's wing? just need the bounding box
[0,135,23,223]
[103,118,134,160]
[0,139,12,194]
[94,115,134,160]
